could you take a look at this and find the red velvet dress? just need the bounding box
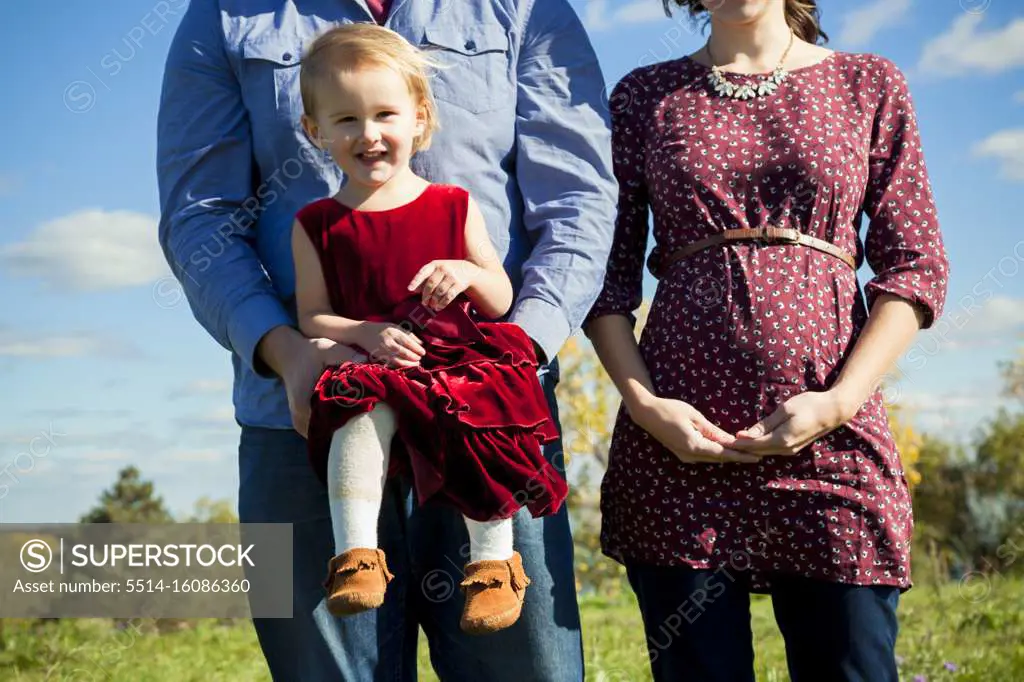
[297,184,566,522]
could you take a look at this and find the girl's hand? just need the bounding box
[630,396,762,464]
[407,260,481,311]
[354,322,426,369]
[732,389,857,456]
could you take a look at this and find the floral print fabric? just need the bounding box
[587,53,949,590]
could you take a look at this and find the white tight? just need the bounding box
[326,404,396,552]
[326,403,513,562]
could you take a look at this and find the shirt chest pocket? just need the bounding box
[421,25,513,114]
[238,35,305,128]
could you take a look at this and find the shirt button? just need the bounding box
[464,39,476,51]
[282,52,293,62]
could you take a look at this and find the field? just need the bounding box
[1,576,1021,681]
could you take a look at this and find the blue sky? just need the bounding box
[0,0,1021,524]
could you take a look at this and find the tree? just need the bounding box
[972,408,1024,499]
[80,466,173,524]
[183,497,238,524]
[558,303,649,472]
[557,332,624,595]
[888,402,924,490]
[999,343,1024,403]
[910,434,971,573]
[556,304,648,595]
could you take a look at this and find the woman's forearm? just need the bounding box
[585,314,658,414]
[466,267,514,319]
[831,293,925,414]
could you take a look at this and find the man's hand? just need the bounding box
[257,326,363,437]
[732,389,858,457]
[407,260,481,311]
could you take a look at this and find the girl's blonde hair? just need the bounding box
[300,23,441,152]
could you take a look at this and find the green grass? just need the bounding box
[2,577,1021,681]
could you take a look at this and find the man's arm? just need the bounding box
[156,0,291,376]
[508,0,618,363]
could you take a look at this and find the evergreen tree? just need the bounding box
[79,466,173,524]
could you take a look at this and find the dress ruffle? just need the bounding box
[306,298,566,522]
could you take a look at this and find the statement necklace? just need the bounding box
[706,32,795,100]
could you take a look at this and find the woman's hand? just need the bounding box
[629,396,763,464]
[407,259,481,311]
[732,389,858,456]
[353,322,426,369]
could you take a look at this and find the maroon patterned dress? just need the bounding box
[586,53,949,590]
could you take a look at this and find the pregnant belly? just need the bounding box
[644,249,858,392]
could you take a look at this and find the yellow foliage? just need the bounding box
[556,335,615,469]
[888,402,923,489]
[557,303,649,595]
[556,301,649,467]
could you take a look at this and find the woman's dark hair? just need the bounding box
[663,1,828,44]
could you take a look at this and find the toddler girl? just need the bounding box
[291,23,567,635]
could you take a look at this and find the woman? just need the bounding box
[584,1,949,680]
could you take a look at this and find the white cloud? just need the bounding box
[80,451,132,462]
[900,391,992,413]
[166,450,226,463]
[71,426,168,454]
[0,327,139,359]
[0,209,168,291]
[837,0,913,48]
[919,14,1024,77]
[24,408,132,420]
[169,408,240,450]
[968,297,1024,334]
[0,457,57,478]
[925,296,1024,351]
[584,0,667,31]
[71,461,128,478]
[973,128,1024,182]
[902,395,993,435]
[896,381,1005,435]
[166,379,233,400]
[172,407,237,433]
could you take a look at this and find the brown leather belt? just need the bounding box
[658,226,858,276]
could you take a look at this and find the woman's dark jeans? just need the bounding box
[626,562,900,682]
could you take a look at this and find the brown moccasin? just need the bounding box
[323,548,394,617]
[459,551,531,635]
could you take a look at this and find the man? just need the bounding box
[157,1,615,680]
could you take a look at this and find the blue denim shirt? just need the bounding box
[157,0,616,429]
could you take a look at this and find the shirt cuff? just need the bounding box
[227,293,294,378]
[507,297,571,364]
[865,275,942,330]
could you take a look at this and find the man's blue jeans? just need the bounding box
[238,365,583,681]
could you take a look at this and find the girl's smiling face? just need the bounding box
[303,64,426,190]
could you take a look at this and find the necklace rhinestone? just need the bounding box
[705,31,795,100]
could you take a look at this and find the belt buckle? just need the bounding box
[761,225,801,245]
